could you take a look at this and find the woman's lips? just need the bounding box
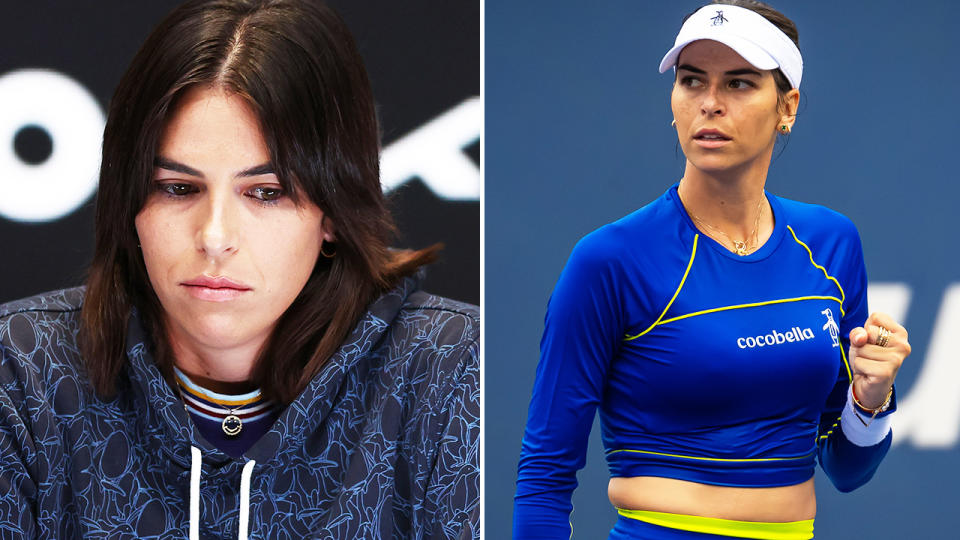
[180,276,251,302]
[693,129,731,149]
[182,286,249,301]
[693,137,731,149]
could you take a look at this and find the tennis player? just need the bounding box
[513,1,910,539]
[0,1,478,538]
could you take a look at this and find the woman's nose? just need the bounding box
[700,84,725,116]
[195,192,238,258]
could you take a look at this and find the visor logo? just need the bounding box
[821,308,840,347]
[710,10,728,26]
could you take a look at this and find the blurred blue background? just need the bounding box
[486,1,959,538]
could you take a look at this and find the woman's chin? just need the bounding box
[170,314,272,354]
[687,155,741,173]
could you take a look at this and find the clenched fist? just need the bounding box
[848,312,911,410]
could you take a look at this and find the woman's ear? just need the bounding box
[321,215,336,243]
[779,88,800,131]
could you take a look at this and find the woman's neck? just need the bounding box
[176,366,259,394]
[678,160,772,237]
[166,325,263,394]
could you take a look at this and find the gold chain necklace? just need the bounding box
[681,187,765,256]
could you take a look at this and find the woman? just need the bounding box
[0,1,478,538]
[513,1,909,539]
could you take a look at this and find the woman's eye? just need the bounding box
[728,79,753,89]
[249,186,284,202]
[680,76,703,88]
[156,182,197,197]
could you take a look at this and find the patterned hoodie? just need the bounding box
[0,276,479,539]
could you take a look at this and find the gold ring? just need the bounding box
[877,326,890,348]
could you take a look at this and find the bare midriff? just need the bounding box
[608,476,816,522]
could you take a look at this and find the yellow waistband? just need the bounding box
[617,508,814,540]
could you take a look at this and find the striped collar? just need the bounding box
[173,367,274,424]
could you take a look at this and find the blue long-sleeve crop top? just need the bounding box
[513,185,894,538]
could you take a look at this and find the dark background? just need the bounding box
[487,0,959,538]
[0,0,479,306]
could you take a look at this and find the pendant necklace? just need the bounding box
[178,392,251,437]
[680,185,765,256]
[214,392,262,436]
[174,367,261,438]
[221,406,244,437]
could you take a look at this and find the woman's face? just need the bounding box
[670,39,795,174]
[135,86,330,360]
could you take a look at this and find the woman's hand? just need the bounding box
[848,312,911,410]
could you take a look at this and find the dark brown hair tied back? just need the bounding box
[80,0,438,404]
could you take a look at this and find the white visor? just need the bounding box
[658,4,802,89]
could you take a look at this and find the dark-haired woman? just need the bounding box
[0,1,478,538]
[513,2,909,539]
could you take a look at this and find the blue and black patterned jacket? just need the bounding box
[0,276,479,539]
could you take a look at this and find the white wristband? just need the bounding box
[840,385,892,447]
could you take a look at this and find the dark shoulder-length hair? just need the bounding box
[81,0,437,404]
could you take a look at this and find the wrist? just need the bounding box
[841,385,893,447]
[851,384,893,413]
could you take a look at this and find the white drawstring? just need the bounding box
[238,459,256,540]
[188,446,256,540]
[189,446,201,540]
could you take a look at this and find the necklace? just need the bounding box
[221,407,244,437]
[179,393,250,436]
[680,186,765,256]
[174,368,261,437]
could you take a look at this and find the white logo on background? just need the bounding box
[736,326,815,349]
[821,308,840,347]
[0,69,104,222]
[380,96,480,200]
[874,283,960,449]
[711,10,728,26]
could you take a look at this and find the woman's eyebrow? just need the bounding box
[236,163,274,177]
[725,68,762,77]
[153,157,274,178]
[677,63,705,74]
[676,64,762,77]
[155,156,202,177]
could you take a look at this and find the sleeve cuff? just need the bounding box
[841,385,893,447]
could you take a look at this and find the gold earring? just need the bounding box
[320,239,336,258]
[780,124,790,134]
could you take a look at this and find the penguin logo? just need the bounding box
[821,308,840,348]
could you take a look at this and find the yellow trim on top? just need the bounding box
[786,225,846,317]
[818,420,840,441]
[657,296,841,326]
[624,235,699,341]
[838,339,853,388]
[175,380,262,407]
[817,336,853,441]
[617,509,814,540]
[606,448,814,463]
[819,323,853,443]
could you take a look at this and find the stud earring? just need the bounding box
[780,124,790,134]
